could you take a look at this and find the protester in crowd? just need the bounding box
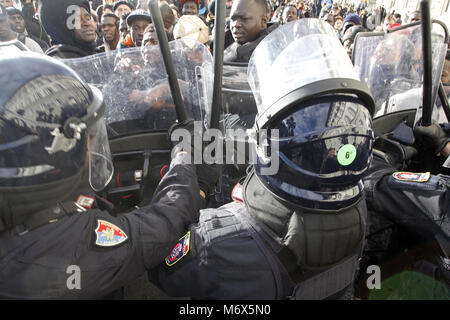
[170,3,180,20]
[5,7,48,50]
[0,4,43,53]
[342,24,365,60]
[408,10,420,23]
[181,0,199,16]
[383,14,400,32]
[394,13,402,24]
[119,11,133,47]
[334,15,343,32]
[113,0,134,18]
[342,12,361,34]
[160,1,175,39]
[99,12,120,51]
[141,22,158,46]
[40,0,100,58]
[0,0,13,8]
[281,4,298,25]
[331,5,342,17]
[126,9,152,47]
[224,0,274,63]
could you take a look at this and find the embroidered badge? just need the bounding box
[165,232,191,266]
[95,219,128,247]
[231,183,243,203]
[392,172,431,183]
[76,195,95,209]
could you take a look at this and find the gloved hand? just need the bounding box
[414,122,450,155]
[373,136,418,170]
[196,163,222,197]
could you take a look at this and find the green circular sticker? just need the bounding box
[337,144,357,166]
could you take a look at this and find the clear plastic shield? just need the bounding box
[63,40,214,136]
[353,23,447,122]
[248,19,359,116]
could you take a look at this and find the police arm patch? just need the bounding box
[392,172,430,183]
[95,219,128,247]
[165,232,191,267]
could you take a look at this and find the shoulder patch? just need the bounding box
[95,219,128,247]
[76,195,95,209]
[231,183,243,203]
[392,172,430,183]
[165,232,191,267]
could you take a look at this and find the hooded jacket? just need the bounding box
[223,23,278,64]
[40,0,99,58]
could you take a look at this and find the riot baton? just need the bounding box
[420,0,433,126]
[148,0,187,122]
[209,0,227,130]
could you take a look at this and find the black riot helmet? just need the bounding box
[0,52,113,228]
[248,19,375,210]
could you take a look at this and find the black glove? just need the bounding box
[196,163,222,196]
[373,136,418,170]
[414,122,450,155]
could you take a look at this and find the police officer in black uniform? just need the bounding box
[149,19,376,299]
[360,121,450,297]
[0,52,218,299]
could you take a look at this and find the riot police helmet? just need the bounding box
[0,53,113,221]
[248,19,375,210]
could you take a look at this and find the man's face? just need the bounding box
[182,1,198,16]
[73,6,97,43]
[115,4,131,18]
[142,24,158,46]
[343,39,354,59]
[383,18,395,32]
[409,12,420,23]
[282,6,298,24]
[229,0,267,45]
[0,0,14,8]
[130,18,150,47]
[8,13,25,33]
[101,16,118,43]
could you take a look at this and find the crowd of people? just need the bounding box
[0,0,433,61]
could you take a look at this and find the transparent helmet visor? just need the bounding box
[248,19,359,115]
[87,117,113,192]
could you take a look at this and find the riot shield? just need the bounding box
[353,22,448,123]
[63,40,214,137]
[0,39,30,55]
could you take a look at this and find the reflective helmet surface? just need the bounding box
[0,52,112,191]
[248,19,375,210]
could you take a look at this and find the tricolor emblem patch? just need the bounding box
[165,232,191,266]
[392,171,430,183]
[95,219,128,247]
